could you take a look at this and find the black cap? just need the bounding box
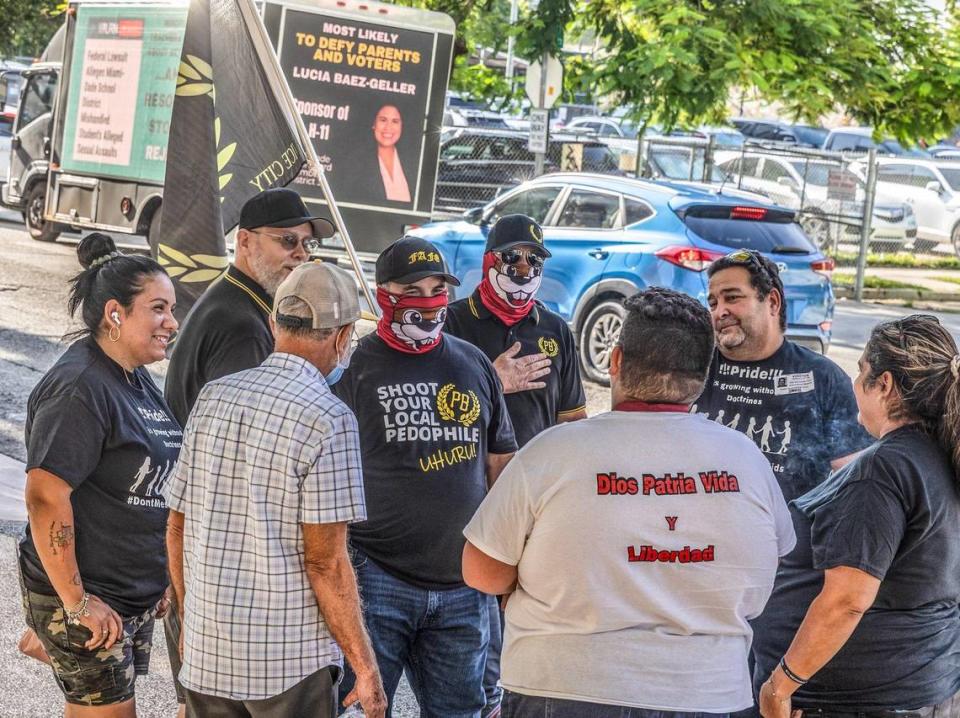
[376,236,461,286]
[239,188,336,239]
[484,214,551,257]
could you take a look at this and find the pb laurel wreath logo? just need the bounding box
[538,336,559,358]
[437,383,481,427]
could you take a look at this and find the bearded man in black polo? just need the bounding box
[443,213,587,716]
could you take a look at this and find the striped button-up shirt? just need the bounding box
[166,353,366,700]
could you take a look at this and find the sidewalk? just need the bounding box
[834,267,960,301]
[0,453,25,523]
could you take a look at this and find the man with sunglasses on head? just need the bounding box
[696,249,872,717]
[443,214,586,716]
[332,235,517,717]
[163,187,334,711]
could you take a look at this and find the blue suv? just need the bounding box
[412,173,836,383]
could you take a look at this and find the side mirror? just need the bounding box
[925,180,943,195]
[462,206,486,225]
[10,136,20,151]
[777,176,799,190]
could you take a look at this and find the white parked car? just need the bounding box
[873,158,960,253]
[718,153,917,251]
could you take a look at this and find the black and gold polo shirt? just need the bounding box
[444,289,586,448]
[164,264,274,427]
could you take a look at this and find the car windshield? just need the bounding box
[653,151,726,181]
[683,214,815,253]
[792,126,828,147]
[712,132,744,147]
[788,161,863,188]
[619,120,639,139]
[880,139,931,158]
[938,166,960,191]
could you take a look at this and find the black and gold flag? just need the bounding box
[156,0,307,319]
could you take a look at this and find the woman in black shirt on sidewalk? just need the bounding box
[760,314,960,718]
[18,233,181,717]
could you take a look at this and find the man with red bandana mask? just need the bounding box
[332,236,517,717]
[444,214,587,716]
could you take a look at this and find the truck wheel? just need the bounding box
[146,207,162,258]
[25,184,61,243]
[951,223,960,259]
[579,299,625,386]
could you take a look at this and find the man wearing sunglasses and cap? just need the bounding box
[443,213,586,716]
[163,187,335,710]
[697,249,871,717]
[332,235,517,717]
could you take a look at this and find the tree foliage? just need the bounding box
[574,0,960,140]
[415,0,960,141]
[0,0,61,60]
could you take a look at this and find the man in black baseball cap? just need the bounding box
[444,214,586,716]
[332,235,517,716]
[162,187,336,710]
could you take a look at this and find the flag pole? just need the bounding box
[235,0,380,317]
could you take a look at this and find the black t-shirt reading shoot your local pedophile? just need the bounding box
[333,333,517,590]
[19,337,182,618]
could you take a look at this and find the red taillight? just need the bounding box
[819,320,833,333]
[655,245,726,272]
[810,257,835,278]
[730,206,768,221]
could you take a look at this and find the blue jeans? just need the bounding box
[502,692,730,718]
[483,596,504,715]
[340,548,489,718]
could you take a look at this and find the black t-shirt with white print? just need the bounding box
[19,337,182,617]
[694,340,872,503]
[695,339,873,702]
[333,333,517,590]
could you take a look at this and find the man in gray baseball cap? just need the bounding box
[166,261,387,718]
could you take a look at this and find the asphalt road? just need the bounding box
[0,216,958,716]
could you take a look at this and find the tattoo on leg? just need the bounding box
[49,521,74,556]
[71,572,81,586]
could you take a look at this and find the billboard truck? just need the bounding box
[0,0,454,257]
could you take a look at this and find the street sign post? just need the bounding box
[525,55,563,110]
[526,53,563,176]
[528,109,548,153]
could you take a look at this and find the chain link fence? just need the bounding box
[432,127,622,218]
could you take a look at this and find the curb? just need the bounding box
[834,288,960,301]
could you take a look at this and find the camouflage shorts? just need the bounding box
[21,588,156,706]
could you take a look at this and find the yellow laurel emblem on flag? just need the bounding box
[538,336,559,358]
[157,244,229,283]
[175,55,236,198]
[436,383,481,427]
[176,55,214,98]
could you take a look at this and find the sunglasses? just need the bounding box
[724,248,765,268]
[498,249,546,269]
[253,230,321,254]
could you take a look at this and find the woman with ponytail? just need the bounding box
[18,233,180,716]
[760,314,960,718]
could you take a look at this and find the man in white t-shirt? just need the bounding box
[462,287,795,718]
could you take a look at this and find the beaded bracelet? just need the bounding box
[780,657,810,685]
